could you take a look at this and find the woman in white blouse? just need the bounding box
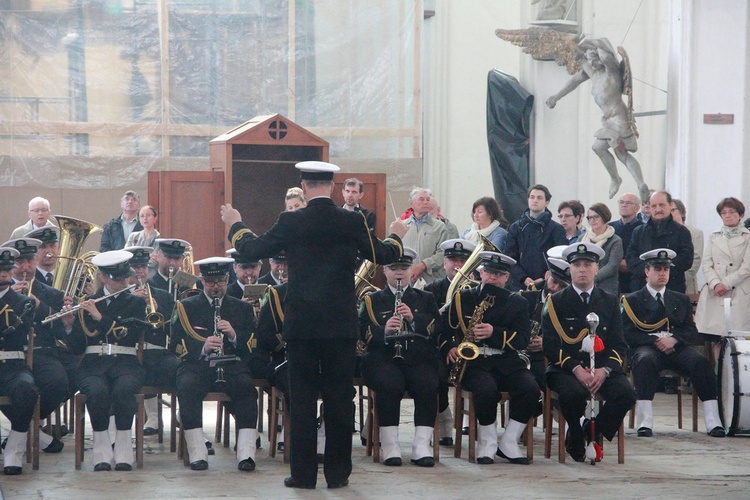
[125,205,160,248]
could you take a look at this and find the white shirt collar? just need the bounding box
[645,284,666,300]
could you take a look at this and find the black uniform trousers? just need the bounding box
[630,345,717,401]
[0,362,38,432]
[31,348,70,419]
[143,350,179,389]
[78,356,145,431]
[462,354,540,426]
[362,344,439,427]
[176,360,258,431]
[286,338,356,487]
[547,367,635,441]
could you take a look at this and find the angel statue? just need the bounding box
[496,29,650,203]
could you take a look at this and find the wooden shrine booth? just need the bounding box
[148,114,387,267]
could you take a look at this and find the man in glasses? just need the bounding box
[10,197,57,240]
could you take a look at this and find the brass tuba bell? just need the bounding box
[445,234,500,304]
[51,215,102,297]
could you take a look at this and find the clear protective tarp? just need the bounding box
[0,0,420,188]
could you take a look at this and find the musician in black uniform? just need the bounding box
[622,248,724,437]
[25,226,59,286]
[439,251,538,465]
[125,246,179,436]
[359,247,440,467]
[520,248,570,392]
[170,257,259,472]
[222,161,407,490]
[424,237,475,445]
[257,252,287,286]
[62,250,146,471]
[542,242,636,463]
[2,237,71,452]
[148,238,190,293]
[225,249,262,299]
[0,247,38,475]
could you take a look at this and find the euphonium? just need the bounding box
[354,259,381,300]
[51,215,102,297]
[445,235,499,306]
[449,294,495,385]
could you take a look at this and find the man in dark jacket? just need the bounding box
[221,161,407,490]
[100,190,143,252]
[503,184,567,291]
[625,191,693,293]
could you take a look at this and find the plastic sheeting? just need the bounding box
[0,1,420,188]
[485,68,534,224]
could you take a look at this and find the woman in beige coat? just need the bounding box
[696,197,750,335]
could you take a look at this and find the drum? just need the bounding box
[718,337,750,435]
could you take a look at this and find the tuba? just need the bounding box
[52,215,101,297]
[354,259,380,300]
[445,235,500,306]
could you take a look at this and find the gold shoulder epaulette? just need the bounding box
[545,294,589,344]
[175,301,208,342]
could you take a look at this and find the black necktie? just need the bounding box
[45,273,54,286]
[656,292,664,309]
[580,291,589,304]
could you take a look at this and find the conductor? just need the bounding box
[221,161,408,490]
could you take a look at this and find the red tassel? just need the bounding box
[595,442,603,461]
[594,335,605,353]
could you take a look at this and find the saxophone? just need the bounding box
[449,294,495,385]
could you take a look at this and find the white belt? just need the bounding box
[0,351,25,361]
[478,346,506,357]
[143,342,166,351]
[85,345,137,356]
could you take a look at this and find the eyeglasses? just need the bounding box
[586,215,601,221]
[617,200,637,206]
[29,208,50,213]
[557,214,574,219]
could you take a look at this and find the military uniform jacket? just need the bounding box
[0,289,34,363]
[170,293,254,363]
[621,287,698,350]
[27,279,67,349]
[226,281,244,300]
[68,289,146,373]
[229,197,403,340]
[542,286,626,373]
[424,276,450,310]
[438,284,530,366]
[147,273,170,292]
[256,273,279,287]
[359,286,439,359]
[253,283,287,366]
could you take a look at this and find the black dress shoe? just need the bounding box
[41,424,69,437]
[328,479,349,489]
[205,442,215,456]
[708,426,726,438]
[59,424,69,437]
[43,437,64,453]
[190,460,208,471]
[410,456,435,467]
[383,457,402,466]
[238,458,256,471]
[476,456,494,465]
[4,466,22,475]
[277,442,285,452]
[637,427,653,437]
[284,476,315,489]
[114,463,132,471]
[317,453,325,464]
[94,462,112,472]
[496,447,529,465]
[256,436,262,449]
[565,428,585,463]
[439,437,454,446]
[360,436,367,446]
[461,426,469,436]
[143,427,159,436]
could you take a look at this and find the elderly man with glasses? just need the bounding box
[10,197,57,240]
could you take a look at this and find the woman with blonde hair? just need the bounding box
[285,187,307,212]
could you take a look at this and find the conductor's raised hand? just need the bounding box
[389,219,408,239]
[220,204,242,228]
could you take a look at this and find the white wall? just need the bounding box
[423,0,521,232]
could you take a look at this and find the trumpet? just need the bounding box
[41,284,137,325]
